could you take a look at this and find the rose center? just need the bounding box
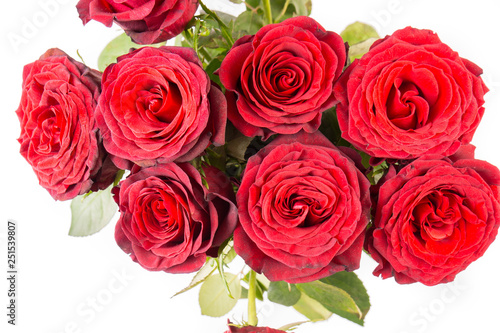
[387,79,429,130]
[141,83,182,123]
[412,191,462,241]
[37,106,62,154]
[136,189,185,242]
[273,69,299,92]
[257,53,310,105]
[287,194,325,227]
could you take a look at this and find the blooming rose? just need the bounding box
[365,153,500,286]
[16,48,118,201]
[95,46,226,169]
[219,16,347,139]
[234,131,371,283]
[76,0,199,44]
[334,27,488,159]
[114,163,238,273]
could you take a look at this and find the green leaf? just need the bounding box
[223,246,237,265]
[340,21,379,46]
[359,150,372,170]
[226,131,255,161]
[347,37,378,62]
[256,273,270,290]
[359,151,389,184]
[193,18,202,57]
[370,161,389,185]
[254,284,264,301]
[205,145,227,172]
[240,282,264,301]
[320,271,370,321]
[212,10,238,26]
[172,258,217,297]
[199,272,241,317]
[241,286,248,299]
[198,1,235,47]
[217,237,233,257]
[113,169,126,187]
[245,0,262,10]
[267,281,301,306]
[205,57,223,88]
[272,0,312,23]
[97,33,140,72]
[296,280,365,325]
[234,10,265,36]
[242,272,270,291]
[69,185,117,237]
[290,0,312,16]
[318,107,351,147]
[241,272,267,301]
[278,321,310,331]
[216,238,237,298]
[293,293,332,322]
[195,11,237,53]
[97,33,164,72]
[174,34,183,47]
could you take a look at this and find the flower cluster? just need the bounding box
[14,0,500,330]
[333,26,498,286]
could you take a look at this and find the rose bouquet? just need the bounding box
[11,0,500,332]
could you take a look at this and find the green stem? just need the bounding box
[262,0,273,25]
[193,19,200,57]
[199,48,213,65]
[244,1,259,13]
[181,30,213,64]
[182,30,193,45]
[274,0,291,23]
[247,270,258,326]
[199,0,234,46]
[113,169,126,187]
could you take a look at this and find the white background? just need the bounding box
[2,0,500,332]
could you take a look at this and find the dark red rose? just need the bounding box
[114,163,238,273]
[219,16,347,139]
[365,154,500,286]
[95,46,226,169]
[76,0,198,44]
[16,48,118,201]
[233,131,371,283]
[334,27,488,159]
[225,322,288,333]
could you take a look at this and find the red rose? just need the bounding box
[334,27,488,159]
[16,48,117,201]
[234,131,371,283]
[95,46,226,169]
[219,16,347,139]
[225,323,288,333]
[76,0,198,44]
[365,154,500,286]
[114,163,238,273]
